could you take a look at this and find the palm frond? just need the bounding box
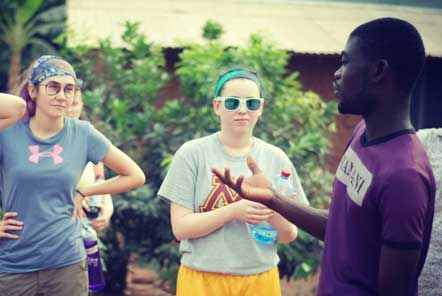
[27,22,65,37]
[28,37,57,55]
[31,5,65,23]
[0,12,16,32]
[17,0,43,24]
[1,22,28,51]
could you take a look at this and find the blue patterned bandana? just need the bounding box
[29,55,77,86]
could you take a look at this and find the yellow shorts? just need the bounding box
[176,265,281,296]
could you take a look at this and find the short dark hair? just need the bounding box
[350,17,425,93]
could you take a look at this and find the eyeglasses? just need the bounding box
[215,97,264,112]
[40,81,77,99]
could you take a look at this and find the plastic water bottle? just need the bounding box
[82,220,106,291]
[250,222,278,245]
[272,169,294,198]
[250,169,294,245]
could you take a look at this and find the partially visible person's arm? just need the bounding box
[171,199,273,241]
[89,163,114,233]
[88,194,113,233]
[268,195,328,241]
[0,94,26,130]
[0,94,27,237]
[378,246,421,296]
[212,155,329,240]
[267,213,298,243]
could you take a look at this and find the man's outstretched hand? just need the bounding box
[211,155,274,206]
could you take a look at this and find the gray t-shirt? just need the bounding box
[0,118,111,272]
[417,128,442,296]
[158,132,308,275]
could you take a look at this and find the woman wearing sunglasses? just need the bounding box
[159,68,308,295]
[0,55,145,296]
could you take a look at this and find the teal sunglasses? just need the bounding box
[215,97,264,112]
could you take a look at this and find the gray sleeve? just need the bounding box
[417,129,431,149]
[158,144,197,210]
[86,122,112,164]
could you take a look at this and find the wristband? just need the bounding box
[76,189,86,198]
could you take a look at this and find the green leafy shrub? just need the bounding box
[202,19,224,41]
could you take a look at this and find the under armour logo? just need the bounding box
[28,145,64,164]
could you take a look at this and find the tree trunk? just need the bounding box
[7,48,21,93]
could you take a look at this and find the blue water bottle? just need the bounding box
[82,220,106,292]
[250,169,294,244]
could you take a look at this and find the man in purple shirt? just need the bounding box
[212,18,436,296]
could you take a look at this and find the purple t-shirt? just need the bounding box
[318,121,435,296]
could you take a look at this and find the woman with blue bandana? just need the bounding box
[158,68,309,295]
[0,55,145,296]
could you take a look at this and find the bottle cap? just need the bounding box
[281,169,291,178]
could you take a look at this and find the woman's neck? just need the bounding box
[219,130,254,156]
[29,115,64,139]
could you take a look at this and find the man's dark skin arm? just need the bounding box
[267,193,328,241]
[378,244,421,296]
[212,155,329,241]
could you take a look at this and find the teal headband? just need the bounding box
[214,69,262,97]
[214,69,247,97]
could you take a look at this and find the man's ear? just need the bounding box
[371,59,389,83]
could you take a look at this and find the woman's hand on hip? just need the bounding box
[0,212,23,239]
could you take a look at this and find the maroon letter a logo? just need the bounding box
[199,175,240,212]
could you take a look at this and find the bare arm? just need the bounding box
[88,194,114,233]
[171,202,233,241]
[378,245,421,296]
[0,93,26,130]
[89,163,114,233]
[267,212,298,243]
[72,145,145,219]
[268,193,328,241]
[79,145,145,196]
[170,199,273,241]
[100,194,114,219]
[95,162,114,221]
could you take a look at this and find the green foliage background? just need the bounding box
[0,0,66,92]
[64,20,336,293]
